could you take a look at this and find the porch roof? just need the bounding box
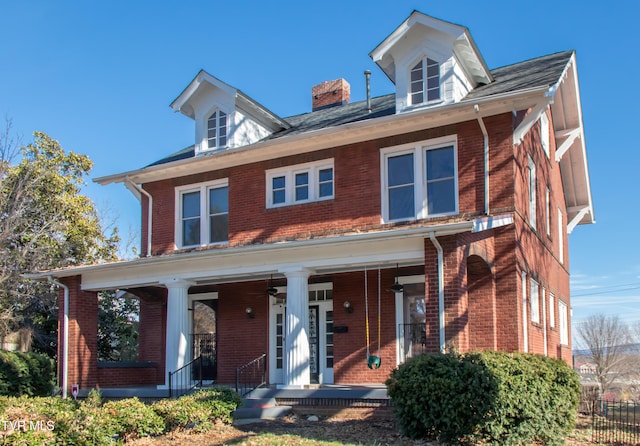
[26,217,498,291]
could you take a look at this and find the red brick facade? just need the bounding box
[58,111,574,390]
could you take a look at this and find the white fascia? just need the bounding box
[95,86,548,188]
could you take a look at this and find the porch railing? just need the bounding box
[235,353,267,396]
[168,355,202,398]
[399,323,427,360]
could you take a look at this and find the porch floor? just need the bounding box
[79,384,390,406]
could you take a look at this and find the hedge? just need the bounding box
[0,387,242,445]
[0,351,55,396]
[386,351,581,445]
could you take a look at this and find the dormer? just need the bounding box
[170,70,290,156]
[370,11,493,113]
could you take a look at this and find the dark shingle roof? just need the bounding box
[465,50,573,100]
[148,50,573,168]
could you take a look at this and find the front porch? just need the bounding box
[41,220,512,397]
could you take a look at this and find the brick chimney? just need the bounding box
[312,79,350,111]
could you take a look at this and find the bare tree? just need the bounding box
[575,314,638,397]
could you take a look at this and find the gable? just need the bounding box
[370,11,492,112]
[170,70,290,156]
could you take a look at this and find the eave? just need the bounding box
[25,219,481,290]
[95,86,548,186]
[369,11,493,86]
[513,52,594,230]
[169,70,290,132]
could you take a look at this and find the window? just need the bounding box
[410,58,440,105]
[558,209,564,263]
[382,136,457,222]
[528,156,536,229]
[176,180,229,248]
[530,279,540,324]
[549,293,555,328]
[545,187,551,236]
[522,271,528,353]
[266,160,334,208]
[207,110,228,150]
[540,112,550,158]
[559,300,568,345]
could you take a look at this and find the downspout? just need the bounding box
[125,177,153,257]
[429,232,446,352]
[48,276,69,399]
[474,105,490,214]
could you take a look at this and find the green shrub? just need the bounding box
[386,352,497,443]
[0,351,55,396]
[153,387,243,431]
[386,351,581,445]
[0,387,242,444]
[101,398,165,441]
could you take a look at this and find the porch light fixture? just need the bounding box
[266,274,278,297]
[390,263,404,293]
[245,307,254,319]
[343,300,353,313]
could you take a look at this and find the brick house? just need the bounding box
[32,11,593,396]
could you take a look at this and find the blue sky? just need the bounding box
[1,1,638,332]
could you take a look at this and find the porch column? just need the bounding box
[282,268,312,388]
[163,279,191,385]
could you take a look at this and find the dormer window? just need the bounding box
[410,58,440,105]
[207,110,227,150]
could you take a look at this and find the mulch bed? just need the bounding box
[130,408,594,445]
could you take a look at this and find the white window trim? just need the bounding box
[559,300,569,345]
[175,178,229,249]
[199,105,231,154]
[545,186,551,237]
[380,135,459,223]
[549,293,555,328]
[266,159,334,208]
[558,208,564,264]
[540,112,550,158]
[528,155,536,229]
[522,271,528,353]
[530,279,540,324]
[408,56,442,107]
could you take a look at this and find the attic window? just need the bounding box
[207,110,227,150]
[410,58,440,105]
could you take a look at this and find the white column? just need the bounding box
[163,279,191,387]
[282,268,311,388]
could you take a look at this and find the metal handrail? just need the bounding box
[235,353,267,396]
[168,355,203,398]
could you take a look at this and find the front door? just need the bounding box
[270,284,334,384]
[191,299,217,380]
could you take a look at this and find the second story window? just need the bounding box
[207,110,228,150]
[410,58,440,105]
[267,160,334,208]
[528,156,536,229]
[176,180,228,248]
[540,112,550,158]
[382,136,458,223]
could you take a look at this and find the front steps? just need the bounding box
[233,385,390,422]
